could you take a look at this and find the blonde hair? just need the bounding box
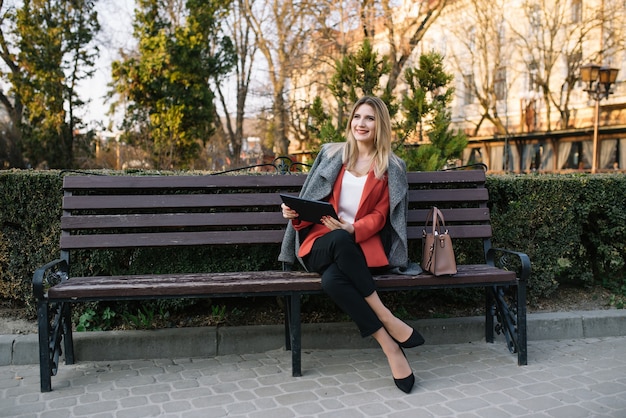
[343,96,392,179]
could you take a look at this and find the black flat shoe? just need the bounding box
[395,329,425,348]
[394,372,415,393]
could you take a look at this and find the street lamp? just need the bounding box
[580,63,619,173]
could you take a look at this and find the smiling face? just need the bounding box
[350,103,377,146]
[343,96,392,179]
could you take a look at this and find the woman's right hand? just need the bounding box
[281,203,299,220]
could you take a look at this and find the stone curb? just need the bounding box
[2,309,625,366]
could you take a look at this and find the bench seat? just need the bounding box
[46,265,516,301]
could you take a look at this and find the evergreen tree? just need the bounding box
[308,46,465,171]
[309,39,395,149]
[396,51,467,171]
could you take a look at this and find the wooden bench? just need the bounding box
[33,165,529,392]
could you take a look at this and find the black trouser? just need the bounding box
[304,229,383,338]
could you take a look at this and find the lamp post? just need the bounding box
[580,63,619,173]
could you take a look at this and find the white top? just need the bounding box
[338,170,367,223]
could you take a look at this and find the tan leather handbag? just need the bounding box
[421,207,457,276]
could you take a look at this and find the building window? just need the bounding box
[497,21,506,47]
[529,4,542,36]
[571,0,582,23]
[526,143,542,171]
[600,139,623,170]
[559,141,592,170]
[495,67,507,101]
[528,62,538,91]
[464,74,475,105]
[468,26,476,52]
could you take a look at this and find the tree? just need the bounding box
[307,39,395,150]
[243,0,326,156]
[448,0,513,137]
[0,0,24,168]
[379,0,448,93]
[111,0,235,169]
[510,0,624,130]
[0,0,99,168]
[213,0,258,167]
[329,38,395,130]
[306,96,343,147]
[285,0,448,156]
[304,0,448,93]
[396,51,467,171]
[308,43,464,171]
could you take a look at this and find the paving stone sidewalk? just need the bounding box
[1,337,625,417]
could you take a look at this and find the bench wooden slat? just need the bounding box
[410,188,489,203]
[406,170,486,185]
[61,212,286,229]
[60,230,287,249]
[407,208,490,223]
[63,193,284,210]
[48,271,323,300]
[60,224,492,247]
[46,265,515,301]
[63,171,484,191]
[63,174,308,190]
[375,264,516,288]
[61,209,490,231]
[63,192,488,216]
[407,225,492,240]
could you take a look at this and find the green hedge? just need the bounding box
[1,170,625,317]
[1,170,62,310]
[487,174,626,299]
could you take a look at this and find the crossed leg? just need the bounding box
[307,230,415,381]
[371,326,412,380]
[365,291,414,343]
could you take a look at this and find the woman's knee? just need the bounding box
[321,273,341,295]
[330,229,353,246]
[327,229,360,257]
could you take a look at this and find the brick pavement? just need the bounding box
[1,337,625,417]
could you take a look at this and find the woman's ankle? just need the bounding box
[383,317,412,341]
[386,345,411,379]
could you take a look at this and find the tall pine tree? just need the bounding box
[397,51,467,171]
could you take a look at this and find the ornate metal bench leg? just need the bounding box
[517,281,528,366]
[283,296,292,351]
[289,292,302,377]
[485,287,495,343]
[493,286,515,353]
[62,303,75,365]
[492,285,528,364]
[37,300,52,393]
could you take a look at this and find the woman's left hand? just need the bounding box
[321,216,355,235]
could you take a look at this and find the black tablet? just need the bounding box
[280,194,338,224]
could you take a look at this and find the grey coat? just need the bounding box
[278,142,410,271]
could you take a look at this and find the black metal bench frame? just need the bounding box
[33,161,529,392]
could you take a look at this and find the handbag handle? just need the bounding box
[424,206,448,236]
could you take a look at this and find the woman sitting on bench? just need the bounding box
[279,96,424,393]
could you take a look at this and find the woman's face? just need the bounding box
[351,104,377,145]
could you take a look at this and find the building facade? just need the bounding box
[290,0,626,173]
[421,0,626,173]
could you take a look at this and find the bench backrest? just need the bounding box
[60,169,490,257]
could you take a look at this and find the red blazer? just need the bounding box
[294,166,390,267]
